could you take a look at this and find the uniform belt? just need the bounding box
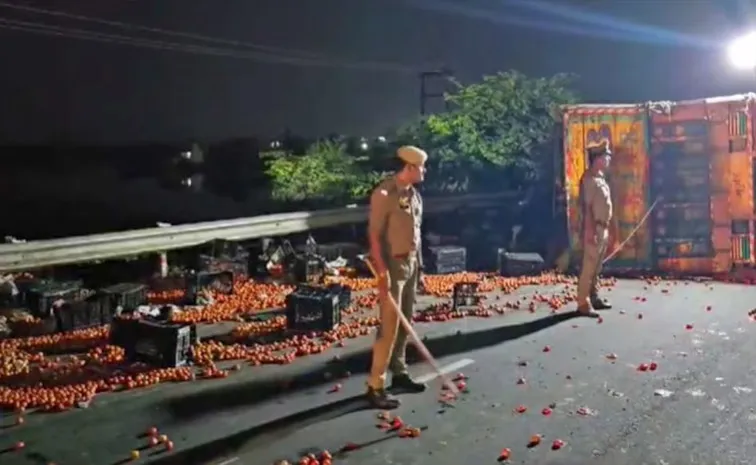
[595,220,609,227]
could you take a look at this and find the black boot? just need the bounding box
[366,387,400,409]
[390,374,427,393]
[576,304,600,318]
[590,295,612,310]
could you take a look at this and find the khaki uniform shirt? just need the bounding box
[579,171,613,240]
[368,176,423,262]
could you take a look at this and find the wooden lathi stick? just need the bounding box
[362,258,459,396]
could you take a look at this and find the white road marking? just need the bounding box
[216,457,240,465]
[415,358,475,384]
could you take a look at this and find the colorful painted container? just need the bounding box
[562,94,756,274]
[562,104,652,270]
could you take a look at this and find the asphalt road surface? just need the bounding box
[177,279,756,465]
[3,278,756,465]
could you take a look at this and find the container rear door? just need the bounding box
[648,112,714,274]
[562,107,652,271]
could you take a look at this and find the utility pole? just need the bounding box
[419,68,453,115]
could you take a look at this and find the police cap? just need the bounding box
[397,145,428,166]
[587,142,612,165]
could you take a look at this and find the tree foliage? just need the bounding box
[265,140,383,205]
[266,70,577,203]
[398,71,577,192]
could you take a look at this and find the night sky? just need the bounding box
[0,0,754,144]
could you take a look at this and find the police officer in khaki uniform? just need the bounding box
[365,145,427,409]
[577,142,613,317]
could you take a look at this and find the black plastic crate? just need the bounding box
[92,283,148,324]
[290,254,326,284]
[316,242,363,262]
[0,277,20,307]
[0,275,39,308]
[128,320,198,368]
[109,316,140,348]
[452,282,480,311]
[185,270,234,304]
[54,295,103,332]
[13,276,39,303]
[26,281,83,319]
[149,275,185,292]
[102,283,147,314]
[285,285,342,332]
[198,239,249,260]
[326,283,352,311]
[425,246,466,275]
[498,250,545,277]
[198,254,249,278]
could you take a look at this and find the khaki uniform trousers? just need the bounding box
[577,230,608,307]
[367,254,419,390]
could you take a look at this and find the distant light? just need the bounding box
[360,142,369,151]
[180,150,192,160]
[377,136,386,143]
[270,140,282,149]
[728,31,756,70]
[181,178,192,187]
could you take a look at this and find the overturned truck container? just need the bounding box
[562,94,756,274]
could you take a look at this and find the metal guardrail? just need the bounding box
[0,191,518,272]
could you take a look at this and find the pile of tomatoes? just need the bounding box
[0,272,576,413]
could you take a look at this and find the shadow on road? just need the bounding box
[165,311,580,423]
[148,395,371,465]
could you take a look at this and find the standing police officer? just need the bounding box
[365,145,427,409]
[577,142,613,317]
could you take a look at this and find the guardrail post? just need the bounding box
[510,225,523,250]
[158,252,169,278]
[156,222,171,278]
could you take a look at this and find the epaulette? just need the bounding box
[374,177,398,197]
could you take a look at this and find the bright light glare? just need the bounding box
[728,31,756,70]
